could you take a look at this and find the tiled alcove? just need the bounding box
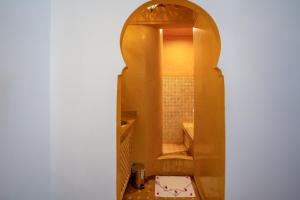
[162,75,194,144]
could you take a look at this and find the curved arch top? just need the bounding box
[120,0,221,67]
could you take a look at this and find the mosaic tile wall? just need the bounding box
[162,76,194,144]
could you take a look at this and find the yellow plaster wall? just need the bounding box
[162,36,194,76]
[193,28,225,200]
[121,25,162,176]
[119,2,224,199]
[116,75,122,200]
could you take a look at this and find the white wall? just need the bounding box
[0,0,51,200]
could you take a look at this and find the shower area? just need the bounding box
[161,28,195,157]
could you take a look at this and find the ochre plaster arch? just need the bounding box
[117,1,225,200]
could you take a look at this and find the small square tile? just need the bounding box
[162,76,194,144]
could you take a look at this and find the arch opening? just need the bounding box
[117,1,225,200]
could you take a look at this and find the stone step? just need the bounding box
[153,154,194,176]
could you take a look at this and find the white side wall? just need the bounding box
[0,1,51,200]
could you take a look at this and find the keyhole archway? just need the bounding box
[117,1,225,200]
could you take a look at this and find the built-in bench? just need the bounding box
[183,122,194,155]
